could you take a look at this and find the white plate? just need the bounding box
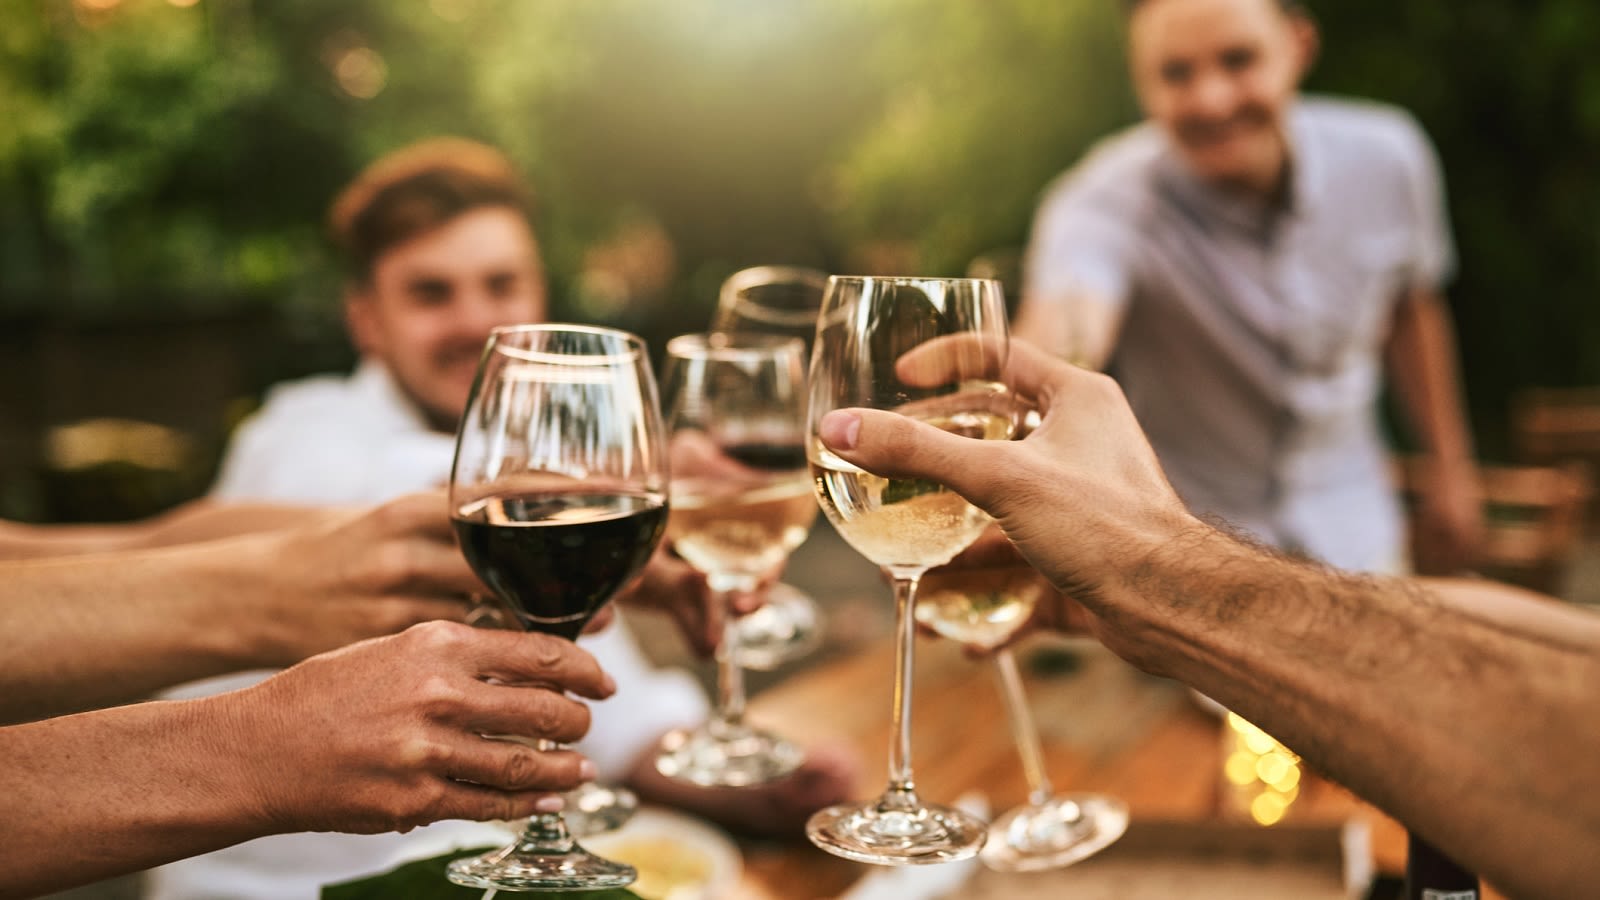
[581,806,743,900]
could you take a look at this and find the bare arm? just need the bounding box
[0,493,474,724]
[0,501,341,561]
[0,622,611,898]
[1385,287,1485,573]
[817,339,1600,899]
[1113,528,1599,900]
[0,519,138,559]
[1012,288,1122,370]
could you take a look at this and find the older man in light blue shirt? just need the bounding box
[1017,0,1480,574]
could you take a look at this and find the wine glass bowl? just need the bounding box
[804,276,1013,865]
[445,324,669,892]
[913,566,1045,651]
[713,265,830,347]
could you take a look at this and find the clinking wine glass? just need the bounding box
[709,265,832,669]
[915,566,1130,872]
[445,324,670,892]
[652,333,810,786]
[805,275,1014,865]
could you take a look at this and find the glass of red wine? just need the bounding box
[445,324,669,892]
[652,333,811,786]
[710,266,831,670]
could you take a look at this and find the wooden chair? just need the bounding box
[1394,456,1593,597]
[1511,386,1600,532]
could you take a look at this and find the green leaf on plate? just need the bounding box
[320,847,643,900]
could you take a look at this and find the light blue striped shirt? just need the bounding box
[1023,97,1454,572]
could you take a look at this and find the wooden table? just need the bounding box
[730,633,1417,899]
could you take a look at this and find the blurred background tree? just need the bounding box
[1,0,1596,518]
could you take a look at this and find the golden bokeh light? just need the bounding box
[1255,750,1294,786]
[334,47,387,100]
[1250,791,1290,826]
[1221,713,1303,827]
[1269,760,1302,793]
[1224,751,1258,786]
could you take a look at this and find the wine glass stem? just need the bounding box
[517,739,578,851]
[885,572,923,803]
[713,587,747,729]
[995,647,1055,805]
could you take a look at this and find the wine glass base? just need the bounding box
[446,843,637,892]
[562,781,639,837]
[806,800,988,865]
[654,723,804,787]
[979,793,1129,873]
[731,583,823,670]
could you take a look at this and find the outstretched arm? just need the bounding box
[1386,288,1485,574]
[0,493,474,723]
[0,622,612,898]
[816,338,1600,900]
[0,501,342,561]
[1012,288,1122,370]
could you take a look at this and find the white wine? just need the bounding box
[914,567,1044,650]
[810,409,1009,571]
[667,476,817,579]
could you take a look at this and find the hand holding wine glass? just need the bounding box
[445,324,669,892]
[805,276,1015,865]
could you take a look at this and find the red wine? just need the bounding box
[453,491,668,640]
[725,442,807,472]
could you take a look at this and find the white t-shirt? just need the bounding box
[148,359,708,900]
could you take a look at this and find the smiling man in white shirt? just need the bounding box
[150,138,855,900]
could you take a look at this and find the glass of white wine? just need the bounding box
[652,333,811,787]
[805,275,1013,865]
[709,265,832,670]
[915,566,1130,872]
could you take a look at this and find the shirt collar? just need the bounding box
[352,357,440,435]
[1153,101,1322,240]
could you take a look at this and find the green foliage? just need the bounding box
[823,0,1136,275]
[1306,0,1600,449]
[0,0,1595,447]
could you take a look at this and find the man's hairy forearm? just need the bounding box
[1102,523,1600,899]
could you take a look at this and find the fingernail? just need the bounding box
[579,759,598,781]
[820,410,861,451]
[600,671,617,696]
[535,795,566,814]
